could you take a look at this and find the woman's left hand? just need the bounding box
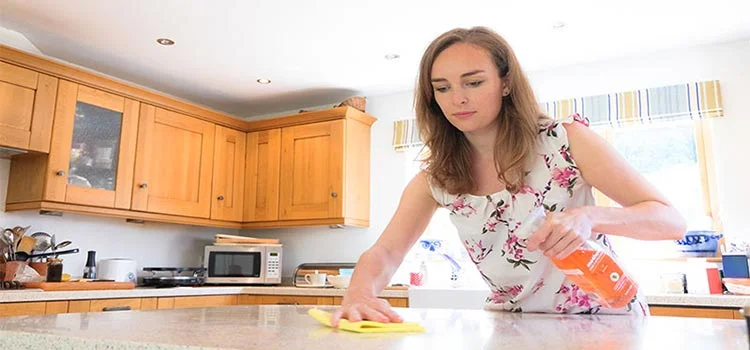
[526,208,595,259]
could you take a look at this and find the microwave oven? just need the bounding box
[203,244,282,285]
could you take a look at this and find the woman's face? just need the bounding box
[430,43,508,135]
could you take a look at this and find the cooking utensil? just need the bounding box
[52,240,72,251]
[30,232,52,252]
[15,248,80,261]
[2,229,16,261]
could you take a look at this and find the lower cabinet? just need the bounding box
[0,294,410,317]
[649,305,743,319]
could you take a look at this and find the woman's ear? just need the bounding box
[501,78,511,96]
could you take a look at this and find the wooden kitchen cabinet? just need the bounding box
[0,302,47,317]
[172,295,238,309]
[253,295,334,306]
[141,298,158,310]
[332,297,409,308]
[0,61,57,153]
[244,108,375,228]
[649,306,737,319]
[244,129,281,222]
[45,301,69,314]
[68,300,91,313]
[211,125,246,221]
[89,298,142,312]
[132,105,215,218]
[7,81,140,210]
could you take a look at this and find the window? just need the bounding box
[594,120,720,258]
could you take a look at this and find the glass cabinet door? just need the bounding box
[45,81,139,209]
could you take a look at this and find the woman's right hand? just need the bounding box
[330,291,403,327]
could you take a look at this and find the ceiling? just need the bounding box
[1,0,749,119]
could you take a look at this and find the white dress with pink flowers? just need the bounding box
[428,114,649,315]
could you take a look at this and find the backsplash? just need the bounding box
[0,159,241,278]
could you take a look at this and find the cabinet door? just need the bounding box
[278,120,343,220]
[649,306,734,319]
[258,295,334,305]
[211,126,246,221]
[132,105,215,218]
[244,129,281,221]
[45,301,69,314]
[0,61,57,152]
[45,81,139,209]
[173,295,238,309]
[0,302,46,317]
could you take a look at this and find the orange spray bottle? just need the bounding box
[523,207,639,309]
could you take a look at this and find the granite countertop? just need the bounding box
[0,285,408,303]
[0,305,746,349]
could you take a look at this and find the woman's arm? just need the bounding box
[528,122,687,258]
[331,171,438,326]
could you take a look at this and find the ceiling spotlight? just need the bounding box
[257,78,271,84]
[385,53,400,60]
[552,21,567,30]
[156,38,175,46]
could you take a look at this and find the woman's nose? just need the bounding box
[451,90,468,106]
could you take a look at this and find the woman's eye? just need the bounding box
[467,80,484,87]
[434,86,449,93]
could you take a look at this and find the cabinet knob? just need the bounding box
[139,183,148,189]
[331,192,338,198]
[217,195,225,201]
[55,170,65,176]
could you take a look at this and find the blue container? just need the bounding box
[674,231,722,257]
[722,254,750,278]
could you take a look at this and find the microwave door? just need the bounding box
[207,251,262,279]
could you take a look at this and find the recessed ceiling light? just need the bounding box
[384,53,400,60]
[156,38,175,46]
[256,78,271,84]
[552,21,567,30]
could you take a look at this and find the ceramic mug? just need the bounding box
[304,270,327,286]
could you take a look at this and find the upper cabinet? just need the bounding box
[1,45,375,230]
[278,120,344,221]
[44,81,140,209]
[244,108,375,228]
[211,125,246,222]
[131,105,215,218]
[244,129,280,222]
[0,61,57,153]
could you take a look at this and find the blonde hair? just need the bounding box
[415,26,547,194]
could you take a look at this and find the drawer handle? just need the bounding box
[217,195,225,201]
[276,302,298,306]
[139,183,148,189]
[55,170,65,176]
[103,306,132,312]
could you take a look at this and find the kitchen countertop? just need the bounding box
[0,305,746,349]
[0,285,408,303]
[645,293,750,308]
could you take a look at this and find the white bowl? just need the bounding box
[327,275,350,289]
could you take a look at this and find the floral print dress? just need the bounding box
[428,114,649,316]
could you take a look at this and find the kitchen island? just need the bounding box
[0,305,745,349]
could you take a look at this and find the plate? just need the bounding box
[296,284,333,288]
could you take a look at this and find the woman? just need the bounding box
[332,26,686,326]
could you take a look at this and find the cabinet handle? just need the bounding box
[276,302,298,305]
[102,306,131,312]
[55,170,65,176]
[217,195,225,201]
[139,183,148,189]
[331,192,338,198]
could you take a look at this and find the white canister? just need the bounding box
[98,258,137,283]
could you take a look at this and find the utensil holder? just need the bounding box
[29,262,48,282]
[3,261,28,282]
[47,262,63,282]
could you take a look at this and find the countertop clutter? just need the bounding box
[0,305,746,349]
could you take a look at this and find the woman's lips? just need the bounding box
[452,111,476,119]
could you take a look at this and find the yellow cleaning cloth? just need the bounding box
[308,308,425,334]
